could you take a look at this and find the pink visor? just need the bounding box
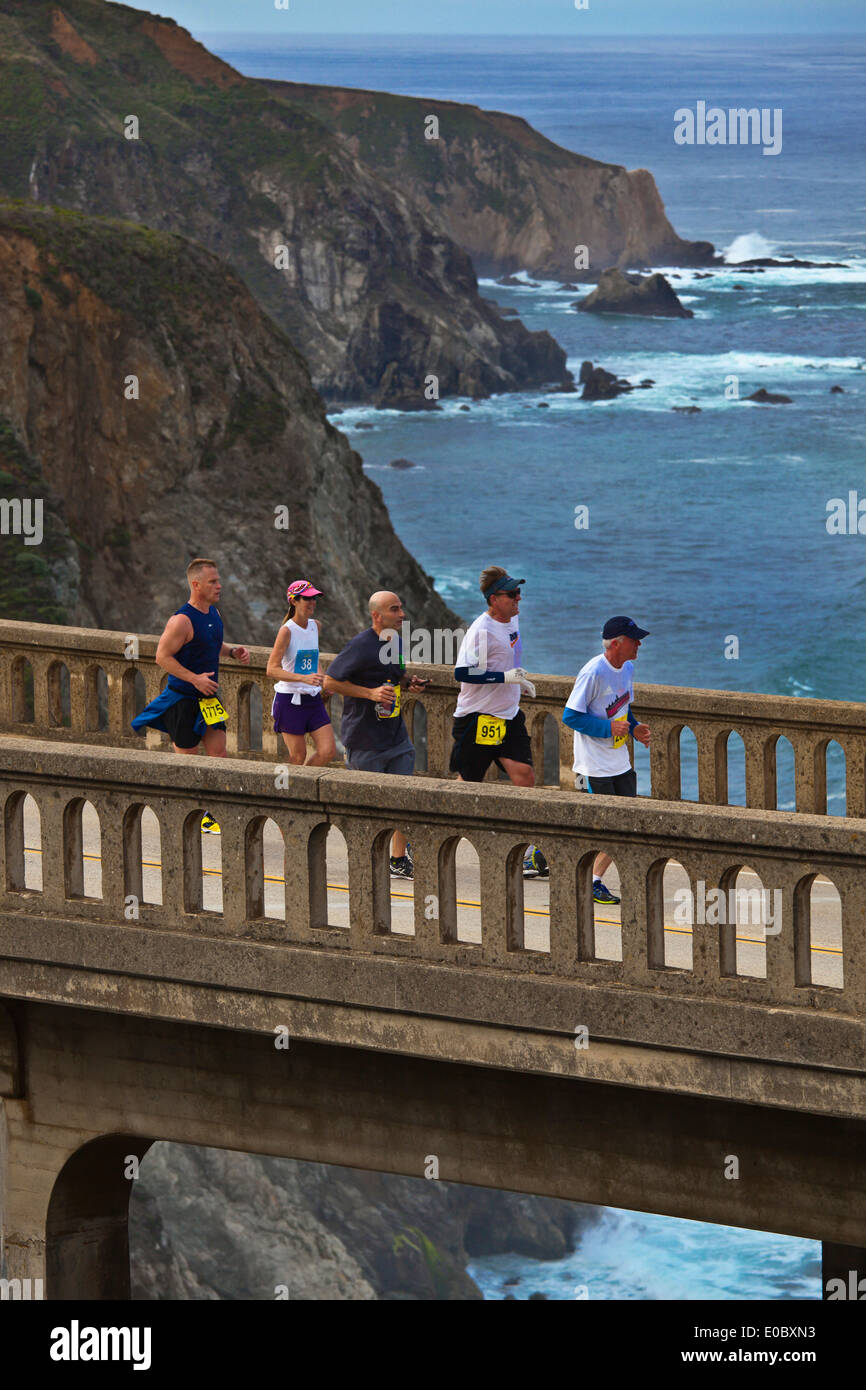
[286,579,323,600]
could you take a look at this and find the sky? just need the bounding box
[112,0,866,36]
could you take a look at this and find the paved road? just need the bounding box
[21,800,843,988]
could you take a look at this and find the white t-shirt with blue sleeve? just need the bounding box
[565,652,634,777]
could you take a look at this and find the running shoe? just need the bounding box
[592,878,619,905]
[389,856,414,880]
[523,846,549,878]
[201,814,221,835]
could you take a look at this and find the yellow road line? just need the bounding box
[25,848,843,954]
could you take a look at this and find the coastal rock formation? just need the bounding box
[576,269,694,319]
[746,388,792,405]
[731,256,848,270]
[273,81,716,280]
[130,1143,594,1301]
[578,361,636,401]
[0,202,459,641]
[0,0,571,406]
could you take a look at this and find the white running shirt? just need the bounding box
[274,618,321,696]
[454,612,523,719]
[565,652,634,777]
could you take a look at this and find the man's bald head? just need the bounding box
[369,591,405,634]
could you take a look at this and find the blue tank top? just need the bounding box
[167,603,224,696]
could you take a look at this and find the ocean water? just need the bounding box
[201,32,859,1300]
[467,1207,821,1301]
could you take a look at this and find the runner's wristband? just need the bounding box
[454,666,504,684]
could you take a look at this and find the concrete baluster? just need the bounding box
[837,736,865,819]
[547,835,580,975]
[743,728,774,809]
[1,790,24,893]
[28,655,53,730]
[695,726,725,805]
[763,869,798,1002]
[345,818,377,949]
[793,734,827,814]
[67,659,87,735]
[425,699,452,779]
[154,804,194,922]
[619,847,653,984]
[96,794,125,914]
[474,829,518,967]
[650,720,681,800]
[409,826,441,949]
[211,806,245,930]
[836,873,866,1014]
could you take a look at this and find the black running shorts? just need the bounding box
[449,708,533,782]
[161,697,226,749]
[587,768,637,797]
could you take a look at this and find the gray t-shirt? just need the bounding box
[327,628,413,754]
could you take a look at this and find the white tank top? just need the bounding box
[274,618,321,696]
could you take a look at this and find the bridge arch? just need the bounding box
[46,1134,154,1300]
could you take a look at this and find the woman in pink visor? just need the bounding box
[266,579,336,765]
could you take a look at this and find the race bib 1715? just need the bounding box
[199,696,228,726]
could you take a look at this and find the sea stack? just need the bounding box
[577,268,694,319]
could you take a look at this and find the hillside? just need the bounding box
[0,0,572,405]
[269,81,716,280]
[0,201,459,640]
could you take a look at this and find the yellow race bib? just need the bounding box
[612,706,629,748]
[199,696,228,726]
[476,715,506,746]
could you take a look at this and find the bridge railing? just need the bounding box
[1,737,864,1038]
[0,619,863,815]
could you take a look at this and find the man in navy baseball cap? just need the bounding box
[602,616,650,642]
[562,615,652,904]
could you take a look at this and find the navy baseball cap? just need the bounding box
[603,616,649,640]
[485,574,525,597]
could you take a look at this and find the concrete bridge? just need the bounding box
[1,620,865,1299]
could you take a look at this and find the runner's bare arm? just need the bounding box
[221,642,250,664]
[155,614,198,684]
[265,626,292,681]
[323,674,393,703]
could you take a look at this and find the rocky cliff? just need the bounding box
[0,0,571,405]
[0,201,459,640]
[271,82,716,280]
[130,1143,594,1300]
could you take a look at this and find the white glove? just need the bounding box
[504,667,536,698]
